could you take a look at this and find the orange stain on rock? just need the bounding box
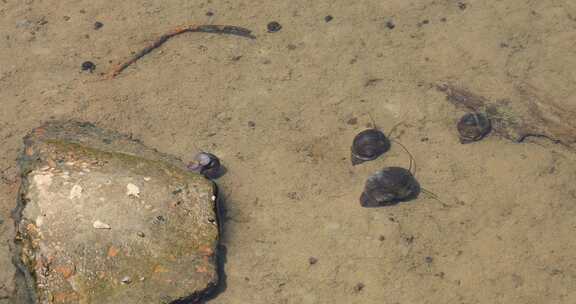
[33,127,46,137]
[153,265,168,273]
[53,291,79,303]
[199,245,214,256]
[25,146,34,156]
[195,265,208,273]
[54,264,76,279]
[107,246,120,257]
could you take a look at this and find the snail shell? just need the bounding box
[187,152,222,179]
[457,112,491,144]
[351,129,391,165]
[360,167,420,207]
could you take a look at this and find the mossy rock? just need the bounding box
[13,121,219,304]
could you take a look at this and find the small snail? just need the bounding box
[457,112,491,144]
[187,152,224,179]
[351,129,391,165]
[360,167,420,207]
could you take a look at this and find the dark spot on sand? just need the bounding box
[267,21,282,33]
[386,20,395,29]
[354,283,365,292]
[81,61,95,72]
[365,78,383,87]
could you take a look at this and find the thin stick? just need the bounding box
[109,24,256,78]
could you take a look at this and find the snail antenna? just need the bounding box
[390,139,416,176]
[367,112,378,129]
[387,121,406,139]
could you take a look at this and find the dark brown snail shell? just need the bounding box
[457,112,491,144]
[360,167,420,207]
[351,129,391,165]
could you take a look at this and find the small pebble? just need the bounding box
[94,21,103,30]
[248,121,256,128]
[126,183,140,198]
[347,117,358,125]
[93,220,111,229]
[308,257,318,265]
[353,283,365,292]
[81,61,95,73]
[267,21,282,33]
[121,276,132,284]
[153,215,166,225]
[324,15,333,22]
[137,231,145,238]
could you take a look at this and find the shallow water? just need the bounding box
[2,1,576,303]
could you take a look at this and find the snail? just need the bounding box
[360,166,421,207]
[187,152,224,179]
[351,129,391,165]
[457,112,491,144]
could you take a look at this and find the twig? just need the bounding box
[109,24,256,78]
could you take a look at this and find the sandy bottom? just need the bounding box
[2,1,576,303]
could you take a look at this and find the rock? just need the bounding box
[92,220,111,230]
[13,121,219,303]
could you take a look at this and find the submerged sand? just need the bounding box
[2,1,576,303]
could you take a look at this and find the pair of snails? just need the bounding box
[353,112,491,207]
[351,128,420,207]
